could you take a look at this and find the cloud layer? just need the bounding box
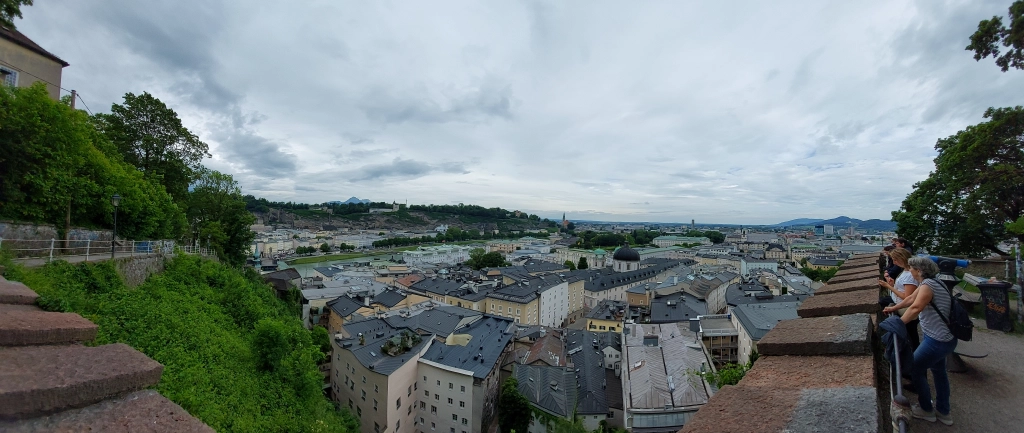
[20,0,1024,224]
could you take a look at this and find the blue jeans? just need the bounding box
[912,335,957,414]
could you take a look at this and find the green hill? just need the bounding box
[3,256,358,433]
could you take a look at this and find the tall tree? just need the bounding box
[187,169,255,265]
[967,0,1024,72]
[0,0,31,28]
[577,257,589,269]
[97,92,210,203]
[497,378,531,433]
[892,107,1024,256]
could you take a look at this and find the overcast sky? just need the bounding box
[18,0,1024,224]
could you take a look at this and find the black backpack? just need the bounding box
[927,278,973,341]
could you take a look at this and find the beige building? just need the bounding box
[0,27,68,100]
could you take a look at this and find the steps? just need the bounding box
[0,309,98,346]
[0,343,163,419]
[0,275,212,431]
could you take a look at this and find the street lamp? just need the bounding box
[111,194,121,259]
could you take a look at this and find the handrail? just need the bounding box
[0,238,215,264]
[888,312,910,433]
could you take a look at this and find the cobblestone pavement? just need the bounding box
[907,318,1024,432]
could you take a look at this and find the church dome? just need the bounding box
[593,248,606,256]
[612,244,640,262]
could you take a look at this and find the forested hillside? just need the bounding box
[3,255,358,432]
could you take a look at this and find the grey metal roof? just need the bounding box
[730,302,801,341]
[263,268,301,281]
[408,278,464,296]
[649,293,706,324]
[420,315,515,379]
[372,289,406,308]
[335,319,427,375]
[568,335,610,415]
[583,261,680,293]
[327,296,364,318]
[384,305,482,336]
[514,364,576,417]
[586,300,629,320]
[314,266,343,278]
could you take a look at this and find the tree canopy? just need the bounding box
[96,92,210,203]
[967,0,1024,72]
[465,248,508,270]
[892,106,1024,256]
[497,378,531,433]
[0,0,31,28]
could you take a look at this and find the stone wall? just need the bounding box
[0,221,112,257]
[681,253,888,433]
[114,256,167,288]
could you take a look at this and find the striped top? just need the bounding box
[918,278,955,342]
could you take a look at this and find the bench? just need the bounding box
[947,340,989,373]
[953,286,982,311]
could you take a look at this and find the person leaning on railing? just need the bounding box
[883,257,956,426]
[878,247,920,349]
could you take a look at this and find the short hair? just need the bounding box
[883,245,895,252]
[907,256,939,279]
[894,238,909,245]
[889,248,912,264]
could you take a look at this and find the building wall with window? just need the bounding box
[417,361,479,433]
[331,339,428,433]
[538,281,569,328]
[0,28,67,100]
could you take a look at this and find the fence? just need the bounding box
[0,238,215,264]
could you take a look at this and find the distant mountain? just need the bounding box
[342,197,370,204]
[773,216,896,231]
[773,218,825,227]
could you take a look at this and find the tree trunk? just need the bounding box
[63,201,71,250]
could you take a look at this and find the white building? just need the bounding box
[402,245,473,265]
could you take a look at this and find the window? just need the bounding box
[460,386,465,393]
[424,376,427,381]
[408,405,412,415]
[361,390,366,401]
[462,418,468,425]
[432,422,436,430]
[374,422,380,433]
[449,382,453,389]
[431,405,437,414]
[435,394,439,400]
[408,386,412,396]
[420,402,426,410]
[396,420,400,430]
[516,308,520,315]
[375,384,379,393]
[357,407,362,416]
[452,414,458,421]
[448,398,453,405]
[450,429,455,433]
[362,376,367,383]
[1,67,18,87]
[397,398,402,409]
[460,401,465,407]
[415,382,418,390]
[437,380,441,386]
[507,307,512,313]
[373,399,378,411]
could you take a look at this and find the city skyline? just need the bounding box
[18,0,1024,224]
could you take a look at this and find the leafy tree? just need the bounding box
[0,84,184,240]
[187,169,255,266]
[311,326,332,356]
[466,249,508,270]
[0,0,31,28]
[967,1,1024,72]
[338,243,355,251]
[96,92,210,203]
[497,378,531,433]
[564,260,577,271]
[320,243,331,253]
[892,107,1024,256]
[704,230,726,244]
[577,257,589,269]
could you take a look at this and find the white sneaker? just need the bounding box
[931,401,953,426]
[912,405,936,422]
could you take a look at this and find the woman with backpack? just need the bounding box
[883,256,956,426]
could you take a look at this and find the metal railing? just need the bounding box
[887,312,910,433]
[0,238,215,264]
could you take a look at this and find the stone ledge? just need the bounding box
[815,278,881,296]
[0,279,39,305]
[833,262,880,277]
[0,310,99,346]
[757,314,870,356]
[0,343,164,419]
[828,269,881,285]
[798,289,879,318]
[680,383,878,433]
[740,355,875,389]
[0,390,214,433]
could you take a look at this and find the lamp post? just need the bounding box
[111,194,121,259]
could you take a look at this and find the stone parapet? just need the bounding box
[757,314,871,356]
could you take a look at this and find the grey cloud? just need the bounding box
[214,130,298,178]
[343,158,469,182]
[359,80,513,124]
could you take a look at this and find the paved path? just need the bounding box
[908,318,1024,432]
